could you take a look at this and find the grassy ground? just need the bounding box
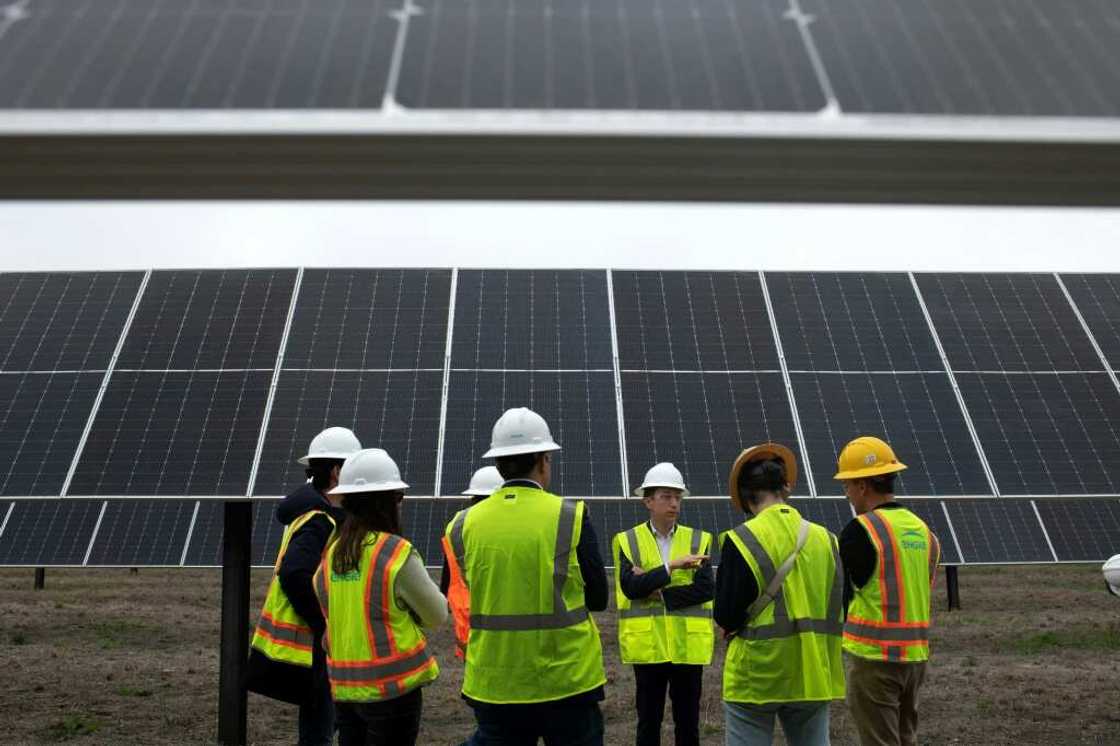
[1,564,1118,745]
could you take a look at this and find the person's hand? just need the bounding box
[632,566,646,576]
[670,554,708,571]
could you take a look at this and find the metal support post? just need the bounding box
[945,565,961,611]
[33,567,45,590]
[218,502,252,746]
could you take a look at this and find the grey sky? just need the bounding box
[0,202,1116,272]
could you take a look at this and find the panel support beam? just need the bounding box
[2,122,1119,205]
[217,501,252,746]
[909,273,1001,497]
[433,268,458,497]
[605,270,630,496]
[759,271,816,497]
[1031,499,1060,563]
[33,566,45,591]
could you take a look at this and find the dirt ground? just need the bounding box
[1,564,1117,745]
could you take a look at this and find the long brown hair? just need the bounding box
[332,491,403,575]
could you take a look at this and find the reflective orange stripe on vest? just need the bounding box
[441,532,470,659]
[325,533,436,697]
[842,511,928,661]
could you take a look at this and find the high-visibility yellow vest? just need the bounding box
[440,508,470,660]
[251,509,335,667]
[843,506,940,663]
[445,484,606,704]
[314,532,439,702]
[612,523,714,665]
[722,504,845,704]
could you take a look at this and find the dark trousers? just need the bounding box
[297,644,335,746]
[634,663,703,746]
[847,657,927,746]
[465,700,604,746]
[336,688,423,746]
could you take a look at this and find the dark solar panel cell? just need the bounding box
[85,499,195,566]
[946,499,1052,564]
[253,370,443,496]
[0,272,142,371]
[442,371,622,497]
[767,272,941,371]
[613,271,779,371]
[0,499,101,565]
[398,0,823,111]
[1060,274,1120,369]
[916,274,1100,373]
[793,372,992,497]
[116,269,295,370]
[0,373,101,496]
[956,373,1120,496]
[451,270,612,370]
[69,371,270,496]
[622,372,797,497]
[1035,498,1120,563]
[284,269,451,371]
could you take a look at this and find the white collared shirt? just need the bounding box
[648,520,676,571]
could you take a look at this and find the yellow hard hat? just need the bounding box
[729,442,798,512]
[833,436,907,480]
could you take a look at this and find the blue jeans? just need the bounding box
[723,701,830,746]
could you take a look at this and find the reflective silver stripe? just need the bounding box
[827,534,843,628]
[740,617,843,641]
[624,527,643,567]
[844,621,929,642]
[448,510,468,589]
[470,499,588,632]
[619,606,662,619]
[667,607,712,619]
[329,644,435,682]
[257,614,313,648]
[689,528,702,556]
[732,524,777,584]
[863,511,901,623]
[367,534,405,659]
[887,647,903,662]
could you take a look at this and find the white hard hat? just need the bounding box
[634,462,690,497]
[1104,554,1120,597]
[329,448,409,495]
[462,466,504,496]
[298,426,362,465]
[482,407,562,459]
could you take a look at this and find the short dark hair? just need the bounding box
[863,473,897,495]
[305,458,346,491]
[737,458,788,505]
[495,452,543,481]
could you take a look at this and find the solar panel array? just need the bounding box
[1,0,1118,116]
[2,269,1120,567]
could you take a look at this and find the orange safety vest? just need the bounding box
[441,522,470,659]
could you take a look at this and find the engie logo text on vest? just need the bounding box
[332,570,361,582]
[899,530,927,552]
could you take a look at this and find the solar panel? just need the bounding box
[0,271,142,371]
[1060,274,1120,368]
[945,498,1053,564]
[622,371,797,497]
[400,497,471,565]
[916,273,1101,373]
[183,499,284,567]
[0,499,101,565]
[0,0,398,108]
[613,271,778,371]
[452,270,611,369]
[68,371,271,496]
[116,269,295,370]
[801,0,1120,117]
[0,372,102,496]
[397,0,822,111]
[1035,498,1120,563]
[252,370,443,496]
[85,499,195,566]
[793,372,992,497]
[441,370,621,496]
[767,273,942,372]
[956,372,1120,496]
[283,269,450,371]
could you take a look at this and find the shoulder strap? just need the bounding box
[745,519,810,622]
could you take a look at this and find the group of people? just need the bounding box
[247,406,940,746]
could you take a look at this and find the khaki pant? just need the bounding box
[846,656,927,746]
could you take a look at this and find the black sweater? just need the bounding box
[275,483,345,639]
